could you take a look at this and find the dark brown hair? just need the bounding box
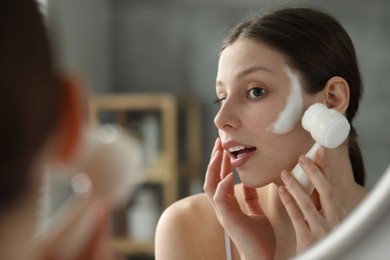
[0,0,60,209]
[222,7,365,185]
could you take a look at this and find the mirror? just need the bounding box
[296,164,390,259]
[48,0,390,188]
[47,0,390,258]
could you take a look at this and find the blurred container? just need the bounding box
[127,189,159,242]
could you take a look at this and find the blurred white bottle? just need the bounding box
[140,114,159,166]
[127,189,159,242]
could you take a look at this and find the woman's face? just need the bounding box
[215,38,321,187]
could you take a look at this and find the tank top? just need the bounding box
[224,230,232,260]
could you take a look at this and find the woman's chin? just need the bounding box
[238,171,281,189]
[239,177,270,189]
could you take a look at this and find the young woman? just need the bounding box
[155,7,368,260]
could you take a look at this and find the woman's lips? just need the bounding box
[225,144,257,168]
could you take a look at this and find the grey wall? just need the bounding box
[48,0,112,93]
[308,0,390,189]
[52,0,390,189]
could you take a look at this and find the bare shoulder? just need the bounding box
[155,193,226,260]
[157,193,215,233]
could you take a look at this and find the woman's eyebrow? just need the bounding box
[238,66,276,78]
[216,66,276,88]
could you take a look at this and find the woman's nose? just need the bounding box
[214,98,240,130]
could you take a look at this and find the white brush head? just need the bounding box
[302,103,350,148]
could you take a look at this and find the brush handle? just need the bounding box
[291,142,322,195]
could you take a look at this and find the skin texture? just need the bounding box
[155,38,368,260]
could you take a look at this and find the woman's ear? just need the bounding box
[322,76,350,114]
[53,73,86,163]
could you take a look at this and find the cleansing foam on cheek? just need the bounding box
[267,66,304,134]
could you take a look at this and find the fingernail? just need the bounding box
[212,138,218,149]
[281,170,290,181]
[318,148,325,161]
[299,155,310,164]
[222,172,233,182]
[279,186,287,195]
[212,150,220,159]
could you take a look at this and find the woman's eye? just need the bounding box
[248,87,266,100]
[213,97,225,106]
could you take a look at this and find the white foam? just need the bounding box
[267,65,304,134]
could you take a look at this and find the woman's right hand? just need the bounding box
[203,138,276,260]
[279,150,347,253]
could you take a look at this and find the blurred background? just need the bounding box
[45,0,389,258]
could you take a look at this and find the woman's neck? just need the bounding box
[259,184,296,259]
[322,145,368,211]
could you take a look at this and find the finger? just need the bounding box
[220,150,232,179]
[205,137,224,197]
[300,154,331,199]
[203,150,223,199]
[307,152,346,222]
[278,186,310,236]
[281,170,322,229]
[298,155,339,220]
[243,185,263,215]
[314,148,329,171]
[213,172,239,226]
[210,137,222,160]
[77,200,114,260]
[43,200,114,260]
[215,172,235,200]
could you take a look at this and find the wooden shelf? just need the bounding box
[111,237,154,255]
[89,93,201,257]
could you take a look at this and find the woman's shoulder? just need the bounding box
[156,192,218,234]
[155,192,226,259]
[158,183,248,227]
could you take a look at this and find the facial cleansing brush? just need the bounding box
[291,103,350,194]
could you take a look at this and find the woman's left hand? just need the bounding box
[278,148,347,253]
[204,138,276,260]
